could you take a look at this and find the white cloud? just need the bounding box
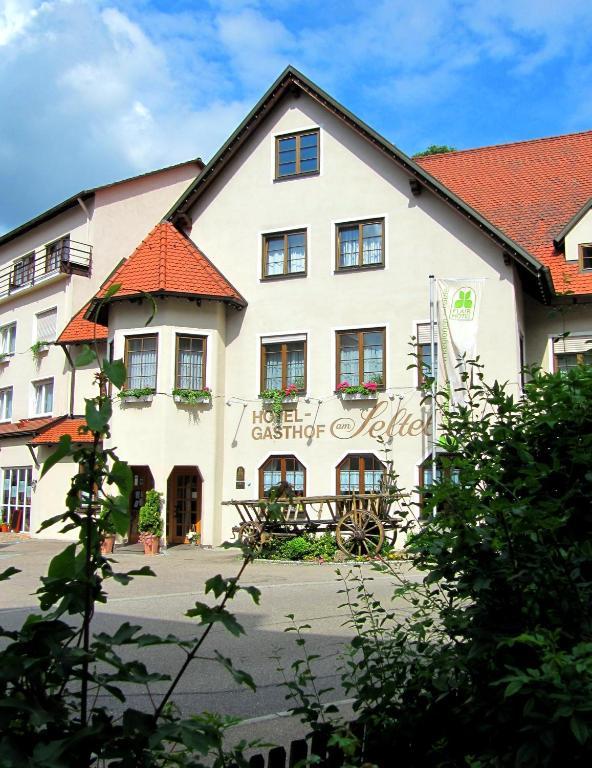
[1,0,592,233]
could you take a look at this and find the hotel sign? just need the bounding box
[251,401,430,441]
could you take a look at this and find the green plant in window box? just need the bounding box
[259,384,299,424]
[117,387,155,402]
[0,352,9,363]
[337,377,381,399]
[30,340,49,360]
[172,387,212,404]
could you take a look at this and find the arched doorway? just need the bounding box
[167,466,202,545]
[128,466,154,544]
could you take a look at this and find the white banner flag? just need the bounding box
[436,279,484,406]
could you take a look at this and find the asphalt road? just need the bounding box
[0,537,420,751]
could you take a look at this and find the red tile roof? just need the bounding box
[57,302,109,345]
[31,416,93,445]
[416,130,592,295]
[94,221,246,307]
[0,416,61,439]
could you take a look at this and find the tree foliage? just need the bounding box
[0,346,261,767]
[413,144,456,157]
[285,365,592,766]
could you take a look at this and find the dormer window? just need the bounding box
[579,243,592,271]
[275,129,319,178]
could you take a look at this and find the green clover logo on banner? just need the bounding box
[450,287,476,320]
[454,290,473,310]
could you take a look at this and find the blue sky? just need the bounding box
[1,0,592,234]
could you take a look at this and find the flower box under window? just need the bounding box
[173,389,212,405]
[119,389,155,404]
[121,395,153,404]
[339,391,378,401]
[261,394,299,407]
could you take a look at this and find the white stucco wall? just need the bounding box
[181,93,523,542]
[105,299,227,545]
[524,295,592,371]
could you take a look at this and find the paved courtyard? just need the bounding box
[0,536,419,750]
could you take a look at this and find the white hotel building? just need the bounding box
[0,67,591,546]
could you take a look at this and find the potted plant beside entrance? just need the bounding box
[99,512,117,555]
[138,490,163,555]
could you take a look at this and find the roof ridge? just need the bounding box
[417,128,592,160]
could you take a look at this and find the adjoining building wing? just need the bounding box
[416,132,592,296]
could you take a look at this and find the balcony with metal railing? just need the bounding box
[0,240,92,301]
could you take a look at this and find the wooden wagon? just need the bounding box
[222,493,404,557]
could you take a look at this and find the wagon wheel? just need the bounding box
[238,521,264,550]
[336,508,385,557]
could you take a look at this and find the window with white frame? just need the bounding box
[553,335,592,372]
[0,387,12,421]
[33,379,53,415]
[0,323,16,356]
[36,307,57,343]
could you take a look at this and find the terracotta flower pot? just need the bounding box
[100,534,116,554]
[0,523,9,533]
[143,534,161,555]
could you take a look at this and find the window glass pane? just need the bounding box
[362,331,384,383]
[339,333,360,385]
[177,336,204,390]
[362,222,382,265]
[266,236,285,275]
[45,382,53,413]
[364,469,383,492]
[264,344,282,389]
[339,226,359,267]
[278,137,297,177]
[287,233,305,273]
[286,342,305,387]
[127,336,157,389]
[557,352,592,372]
[300,133,318,149]
[0,324,16,355]
[300,157,317,172]
[420,343,438,382]
[340,470,359,493]
[279,136,296,151]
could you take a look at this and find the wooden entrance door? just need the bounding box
[167,467,202,545]
[128,466,154,544]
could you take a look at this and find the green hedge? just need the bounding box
[257,532,399,561]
